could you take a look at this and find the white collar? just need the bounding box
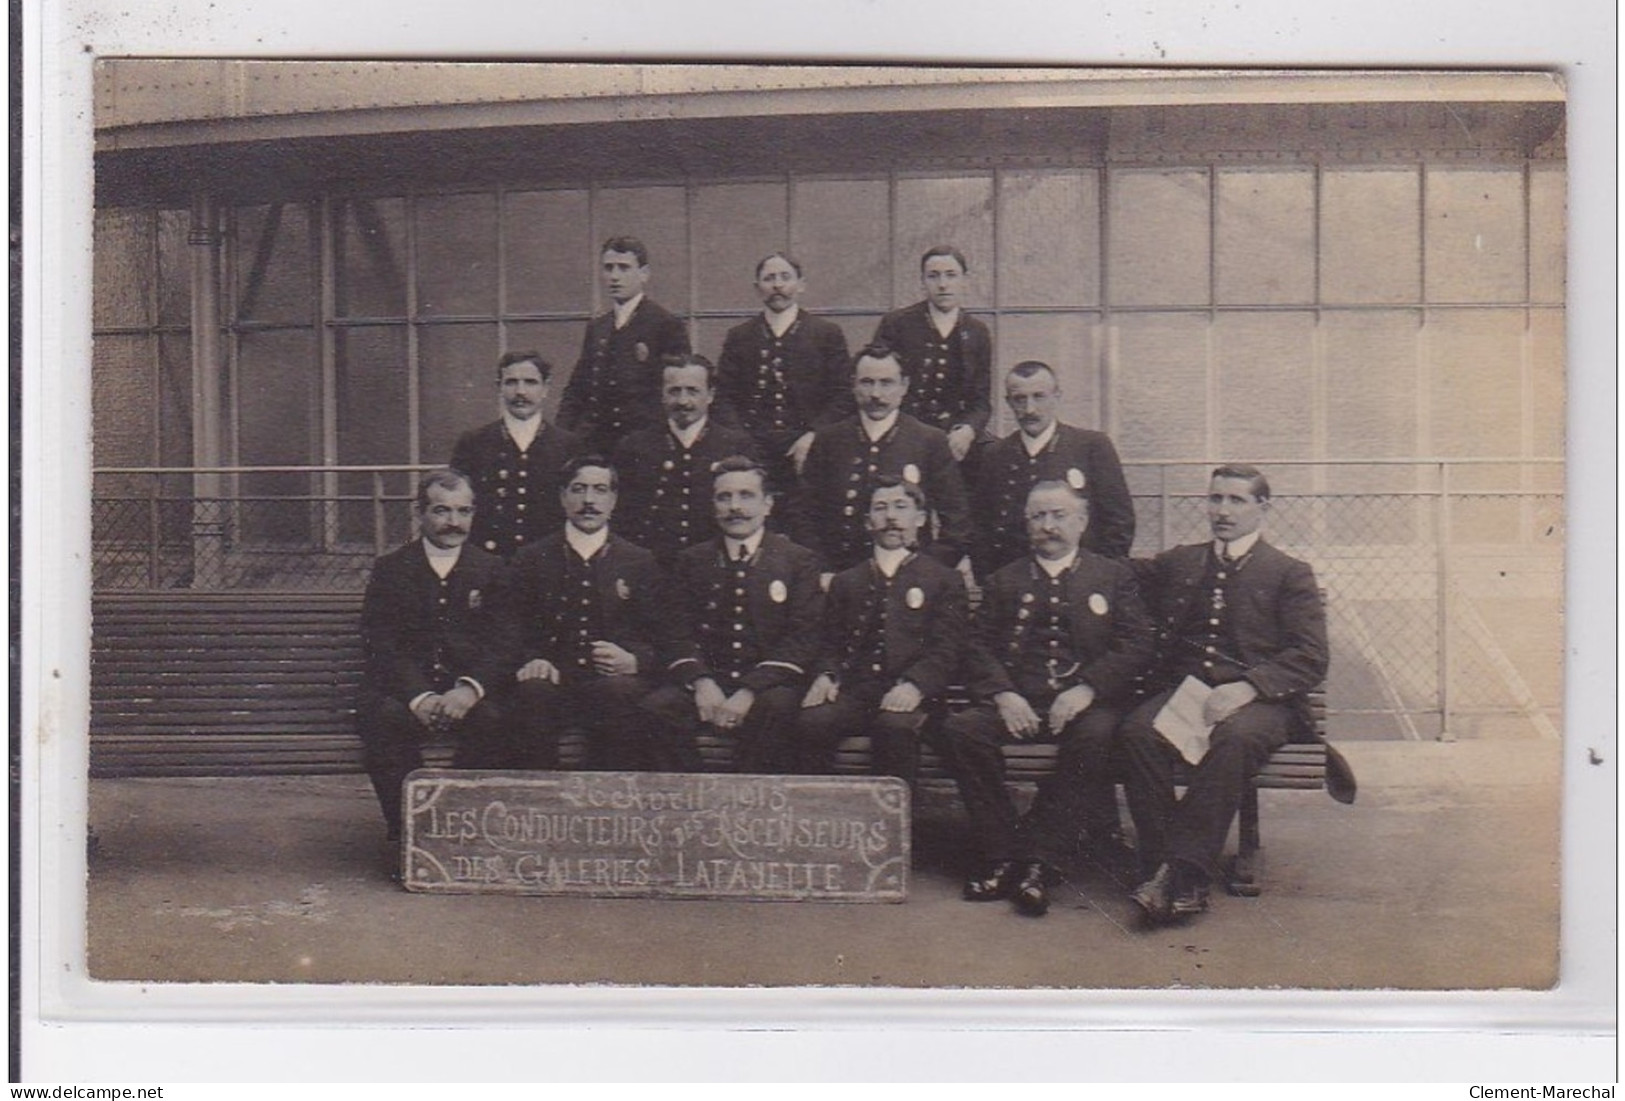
[872,544,910,578]
[422,539,463,578]
[565,524,610,561]
[764,304,799,337]
[1213,530,1262,561]
[502,411,542,451]
[1020,420,1058,456]
[670,416,707,449]
[1036,548,1078,578]
[612,293,644,329]
[927,302,960,337]
[723,529,766,562]
[861,410,900,442]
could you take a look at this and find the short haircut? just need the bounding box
[497,350,551,381]
[415,468,473,510]
[920,244,969,274]
[755,251,804,279]
[870,473,928,513]
[600,235,649,267]
[710,454,770,494]
[662,352,717,387]
[1211,463,1271,502]
[560,454,619,493]
[851,340,909,381]
[1007,360,1058,384]
[1026,479,1088,513]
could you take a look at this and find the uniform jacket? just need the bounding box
[716,311,852,455]
[360,540,515,704]
[872,301,993,436]
[557,298,691,450]
[965,550,1155,704]
[448,418,582,559]
[664,532,825,695]
[792,412,974,571]
[609,418,759,566]
[818,552,968,701]
[972,422,1137,571]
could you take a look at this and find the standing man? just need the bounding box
[557,236,691,454]
[797,478,968,783]
[715,252,851,493]
[872,245,992,462]
[934,481,1154,917]
[792,342,973,572]
[506,456,693,772]
[610,355,758,568]
[449,350,582,559]
[1119,464,1329,925]
[972,361,1135,577]
[356,470,518,838]
[643,456,825,773]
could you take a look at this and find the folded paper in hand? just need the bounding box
[1153,676,1215,766]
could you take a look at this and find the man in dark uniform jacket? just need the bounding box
[557,236,691,454]
[449,350,582,559]
[610,355,758,568]
[871,245,992,463]
[715,252,851,494]
[972,361,1136,576]
[356,469,518,837]
[643,456,825,773]
[505,455,693,772]
[791,343,973,572]
[934,481,1155,916]
[1121,464,1329,925]
[797,478,968,782]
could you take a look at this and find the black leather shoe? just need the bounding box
[963,860,1019,901]
[1131,863,1177,924]
[1012,862,1050,917]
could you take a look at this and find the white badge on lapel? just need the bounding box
[902,463,921,484]
[906,586,925,609]
[616,578,631,600]
[769,579,788,604]
[1067,467,1087,491]
[1088,592,1109,616]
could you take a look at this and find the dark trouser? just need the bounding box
[796,682,929,783]
[1118,687,1297,883]
[510,674,695,773]
[356,694,516,832]
[933,698,1125,867]
[641,682,801,774]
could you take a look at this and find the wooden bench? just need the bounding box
[90,591,1330,894]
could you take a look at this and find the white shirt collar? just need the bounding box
[1020,420,1058,456]
[764,303,799,337]
[1036,548,1078,578]
[422,539,463,578]
[612,293,644,329]
[927,302,960,337]
[565,524,609,561]
[873,545,910,578]
[502,411,542,452]
[1214,530,1263,561]
[861,410,900,442]
[723,529,766,562]
[670,416,707,450]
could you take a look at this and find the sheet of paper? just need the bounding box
[1153,675,1215,766]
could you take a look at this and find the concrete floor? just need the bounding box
[86,739,1560,991]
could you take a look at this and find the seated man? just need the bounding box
[505,455,694,773]
[643,455,825,774]
[797,477,967,782]
[356,469,518,839]
[935,481,1154,916]
[1120,464,1329,925]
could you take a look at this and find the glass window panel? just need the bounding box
[94,209,153,329]
[501,320,593,425]
[1108,170,1210,307]
[157,333,193,469]
[233,202,316,326]
[1113,312,1209,461]
[1214,312,1317,468]
[156,209,191,327]
[236,328,320,544]
[415,192,498,318]
[1425,168,1526,304]
[1530,309,1564,459]
[791,179,889,311]
[1321,169,1420,304]
[591,187,690,315]
[418,323,501,465]
[503,189,592,316]
[92,334,156,467]
[693,183,789,314]
[1528,165,1566,305]
[334,327,411,545]
[1426,310,1522,471]
[893,176,994,309]
[335,196,408,319]
[1215,169,1315,305]
[1322,310,1421,469]
[998,171,1099,308]
[992,314,1100,437]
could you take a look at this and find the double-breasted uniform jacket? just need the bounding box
[609,419,759,566]
[793,413,975,571]
[448,419,583,559]
[972,422,1137,571]
[818,552,968,701]
[557,298,691,450]
[359,541,515,705]
[872,301,993,437]
[1134,539,1329,735]
[664,532,825,695]
[964,551,1155,706]
[716,311,852,461]
[506,530,671,684]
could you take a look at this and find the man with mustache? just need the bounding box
[933,481,1154,917]
[558,236,692,454]
[610,355,758,568]
[642,455,824,773]
[971,361,1135,578]
[715,253,851,494]
[796,478,968,782]
[355,469,520,838]
[449,351,582,559]
[505,456,693,772]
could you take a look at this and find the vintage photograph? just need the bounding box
[83,62,1565,991]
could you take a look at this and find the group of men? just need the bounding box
[359,236,1329,928]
